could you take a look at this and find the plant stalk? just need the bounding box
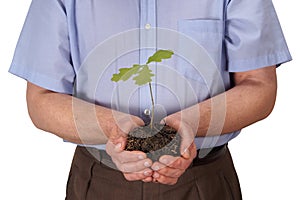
[148,82,155,129]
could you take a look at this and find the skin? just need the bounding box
[151,65,277,184]
[27,82,154,181]
[26,65,277,185]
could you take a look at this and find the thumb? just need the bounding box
[180,137,192,159]
[179,127,195,159]
[181,147,191,159]
[159,117,167,125]
[111,136,126,151]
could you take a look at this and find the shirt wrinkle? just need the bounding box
[9,0,292,149]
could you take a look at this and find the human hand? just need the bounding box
[100,110,154,182]
[106,137,154,182]
[162,107,199,158]
[151,142,197,185]
[97,109,145,143]
[150,108,199,185]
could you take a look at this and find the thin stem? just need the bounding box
[149,82,155,129]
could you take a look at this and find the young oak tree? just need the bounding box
[111,49,174,129]
[111,50,181,161]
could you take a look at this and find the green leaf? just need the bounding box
[133,65,154,85]
[111,64,141,82]
[146,49,174,64]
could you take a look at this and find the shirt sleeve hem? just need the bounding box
[9,64,74,95]
[227,50,292,72]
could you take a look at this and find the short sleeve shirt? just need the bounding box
[9,0,292,149]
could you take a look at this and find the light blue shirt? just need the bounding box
[10,0,291,149]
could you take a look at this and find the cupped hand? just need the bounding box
[151,142,197,185]
[151,107,199,185]
[100,110,155,182]
[106,137,154,182]
[162,108,199,156]
[99,110,145,143]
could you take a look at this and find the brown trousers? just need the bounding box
[65,145,242,200]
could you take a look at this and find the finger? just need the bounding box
[177,125,195,157]
[116,115,145,134]
[108,123,128,141]
[156,166,184,178]
[115,150,147,163]
[153,158,186,178]
[159,155,187,169]
[153,172,179,185]
[159,155,193,171]
[105,139,126,158]
[188,142,197,158]
[123,169,153,181]
[151,161,166,172]
[142,176,153,183]
[113,137,127,148]
[162,116,195,157]
[106,139,147,163]
[181,142,197,159]
[117,158,153,173]
[133,116,145,127]
[159,118,167,125]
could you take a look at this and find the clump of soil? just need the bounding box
[125,123,181,161]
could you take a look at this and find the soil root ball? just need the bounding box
[125,124,181,161]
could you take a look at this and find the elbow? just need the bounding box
[26,82,48,131]
[26,93,44,131]
[257,81,277,121]
[27,105,43,131]
[260,98,276,120]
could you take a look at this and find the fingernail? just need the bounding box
[160,119,166,125]
[116,143,122,149]
[138,155,144,160]
[183,147,188,153]
[161,158,168,164]
[153,173,160,178]
[144,161,151,167]
[181,149,190,159]
[153,165,159,171]
[144,171,150,176]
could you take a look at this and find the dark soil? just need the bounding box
[125,123,181,161]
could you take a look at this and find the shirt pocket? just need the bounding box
[175,19,224,101]
[178,18,223,58]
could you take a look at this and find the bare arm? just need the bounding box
[154,66,277,185]
[199,65,277,136]
[165,65,277,138]
[26,82,144,144]
[27,82,154,182]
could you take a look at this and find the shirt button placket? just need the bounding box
[139,0,157,121]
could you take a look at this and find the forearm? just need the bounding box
[167,66,277,137]
[195,76,277,136]
[26,82,135,144]
[196,66,277,136]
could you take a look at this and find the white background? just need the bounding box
[0,0,299,199]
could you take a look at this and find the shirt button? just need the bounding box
[144,108,151,116]
[145,23,151,30]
